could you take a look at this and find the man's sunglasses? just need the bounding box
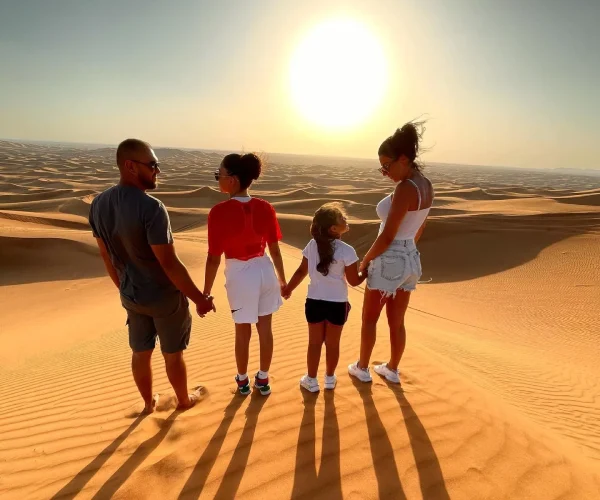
[132,160,160,170]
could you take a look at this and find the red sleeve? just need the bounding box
[207,206,224,256]
[264,202,282,243]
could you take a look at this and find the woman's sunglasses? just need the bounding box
[378,159,395,175]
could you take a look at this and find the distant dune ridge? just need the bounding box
[1,140,599,499]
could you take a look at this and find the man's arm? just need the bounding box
[95,238,120,289]
[151,243,206,305]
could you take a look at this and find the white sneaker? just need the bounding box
[324,374,337,390]
[348,361,372,383]
[374,363,400,384]
[300,374,320,393]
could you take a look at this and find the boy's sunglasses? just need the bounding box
[214,170,233,181]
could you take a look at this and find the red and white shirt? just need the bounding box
[208,196,282,260]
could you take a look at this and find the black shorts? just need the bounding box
[305,298,351,326]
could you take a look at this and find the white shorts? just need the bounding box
[224,254,283,324]
[367,239,422,297]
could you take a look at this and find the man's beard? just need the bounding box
[141,176,157,190]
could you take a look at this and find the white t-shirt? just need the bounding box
[302,239,359,302]
[231,196,252,203]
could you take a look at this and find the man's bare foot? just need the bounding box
[176,386,206,411]
[142,393,160,414]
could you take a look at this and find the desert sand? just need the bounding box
[1,140,599,499]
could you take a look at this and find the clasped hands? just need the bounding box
[196,294,216,317]
[280,264,369,301]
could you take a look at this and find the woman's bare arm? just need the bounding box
[415,221,427,243]
[360,182,412,269]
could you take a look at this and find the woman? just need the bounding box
[203,153,287,395]
[348,122,434,384]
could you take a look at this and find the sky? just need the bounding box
[0,0,599,169]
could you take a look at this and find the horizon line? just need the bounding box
[0,137,598,173]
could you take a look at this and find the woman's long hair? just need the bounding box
[378,120,426,171]
[310,203,346,276]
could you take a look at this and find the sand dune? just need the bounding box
[1,142,599,499]
[153,188,227,210]
[264,188,318,201]
[271,199,377,219]
[0,210,89,230]
[0,188,95,204]
[0,235,105,286]
[433,186,522,201]
[552,191,600,206]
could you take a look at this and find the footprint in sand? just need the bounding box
[124,386,207,416]
[124,393,160,418]
[158,385,208,412]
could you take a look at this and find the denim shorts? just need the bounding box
[367,239,422,297]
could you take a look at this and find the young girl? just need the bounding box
[203,153,287,396]
[284,203,366,392]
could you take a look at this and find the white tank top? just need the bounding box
[376,179,432,241]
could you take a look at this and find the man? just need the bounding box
[89,138,215,413]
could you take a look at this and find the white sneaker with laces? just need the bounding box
[324,374,337,390]
[374,363,400,384]
[300,374,320,392]
[348,361,372,383]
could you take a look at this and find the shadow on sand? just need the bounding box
[350,374,451,499]
[291,390,342,500]
[179,391,268,499]
[351,378,407,500]
[51,410,180,500]
[212,391,268,500]
[178,394,246,499]
[90,412,179,499]
[50,415,148,499]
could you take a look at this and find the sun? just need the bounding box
[289,18,388,129]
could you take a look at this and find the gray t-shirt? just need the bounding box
[89,184,178,305]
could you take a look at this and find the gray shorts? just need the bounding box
[120,292,192,353]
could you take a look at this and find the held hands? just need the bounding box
[196,294,216,318]
[280,281,292,300]
[359,260,370,275]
